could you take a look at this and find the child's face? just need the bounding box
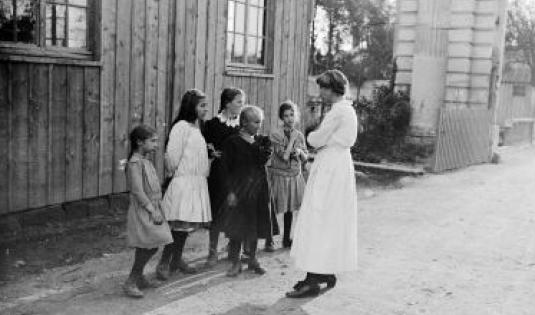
[196,98,209,120]
[139,135,159,155]
[282,109,295,128]
[243,113,262,135]
[228,94,244,117]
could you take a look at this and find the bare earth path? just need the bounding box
[2,146,535,315]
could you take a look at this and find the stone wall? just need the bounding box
[394,0,508,141]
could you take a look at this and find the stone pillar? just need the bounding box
[408,0,451,141]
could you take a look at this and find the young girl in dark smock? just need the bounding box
[202,88,244,267]
[219,106,273,277]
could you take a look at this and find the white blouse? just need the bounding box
[165,120,210,178]
[308,99,358,149]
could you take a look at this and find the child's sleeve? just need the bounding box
[270,131,287,160]
[165,122,188,175]
[298,131,308,157]
[219,139,235,198]
[127,161,155,213]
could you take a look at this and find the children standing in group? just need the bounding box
[123,125,173,298]
[156,89,212,280]
[219,106,273,277]
[268,101,307,249]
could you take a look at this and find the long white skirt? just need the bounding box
[290,146,358,274]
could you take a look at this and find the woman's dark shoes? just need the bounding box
[325,275,337,288]
[282,238,292,248]
[226,262,242,277]
[293,280,307,290]
[285,283,320,298]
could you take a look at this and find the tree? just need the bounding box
[310,0,395,89]
[506,0,535,86]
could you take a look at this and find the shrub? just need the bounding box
[352,85,418,163]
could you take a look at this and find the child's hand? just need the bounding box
[151,211,164,225]
[227,193,237,207]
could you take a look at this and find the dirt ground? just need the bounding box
[1,145,535,315]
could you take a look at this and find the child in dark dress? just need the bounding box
[202,88,244,267]
[219,106,273,277]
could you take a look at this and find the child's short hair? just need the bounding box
[239,105,264,127]
[316,69,349,96]
[278,100,299,121]
[129,124,156,158]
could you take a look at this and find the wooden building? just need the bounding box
[0,0,314,215]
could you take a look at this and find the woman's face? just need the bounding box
[282,109,295,128]
[319,87,335,103]
[227,93,244,116]
[196,98,209,120]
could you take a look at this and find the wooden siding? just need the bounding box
[0,0,314,214]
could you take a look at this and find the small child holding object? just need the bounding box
[267,101,307,249]
[219,105,274,277]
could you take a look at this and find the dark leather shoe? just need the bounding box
[264,243,275,252]
[226,262,242,277]
[248,261,266,275]
[285,283,320,298]
[325,275,336,288]
[282,238,292,248]
[293,280,307,290]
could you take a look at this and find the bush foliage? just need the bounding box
[352,85,426,163]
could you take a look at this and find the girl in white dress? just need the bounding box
[156,89,212,280]
[287,70,358,298]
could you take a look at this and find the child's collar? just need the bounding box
[239,130,255,143]
[217,113,240,127]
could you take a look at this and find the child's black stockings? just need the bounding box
[130,247,158,278]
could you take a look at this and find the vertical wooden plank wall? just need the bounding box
[0,0,314,214]
[107,0,174,193]
[0,64,9,213]
[50,66,67,205]
[99,0,116,196]
[170,0,313,123]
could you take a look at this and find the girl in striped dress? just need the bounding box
[268,101,307,249]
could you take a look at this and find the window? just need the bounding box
[0,0,97,58]
[513,85,526,97]
[226,0,273,72]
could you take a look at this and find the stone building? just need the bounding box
[393,0,508,171]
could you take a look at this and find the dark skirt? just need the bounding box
[207,159,226,227]
[220,174,273,241]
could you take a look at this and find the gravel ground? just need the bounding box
[1,145,535,315]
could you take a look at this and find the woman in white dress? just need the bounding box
[287,70,358,298]
[156,89,212,280]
